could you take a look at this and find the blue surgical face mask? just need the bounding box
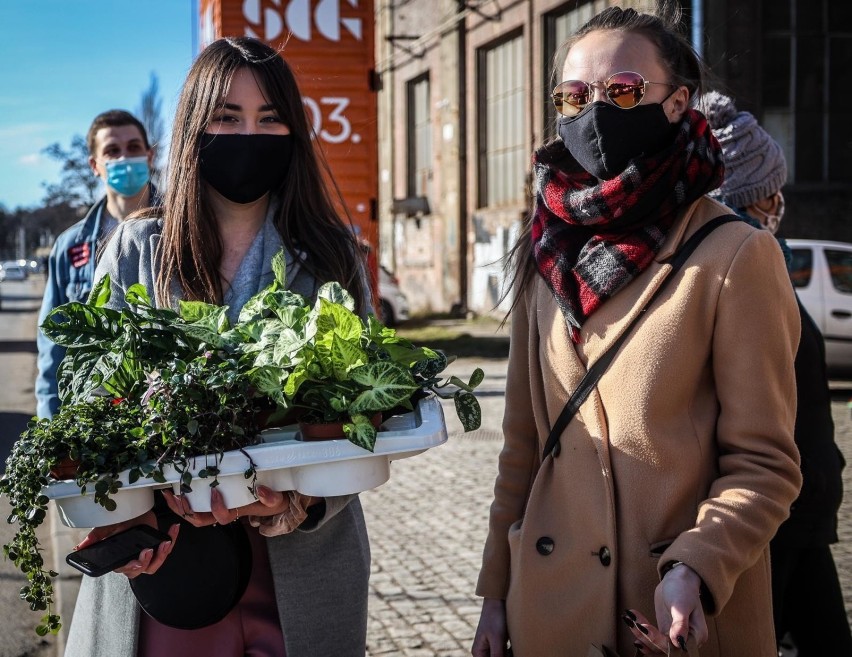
[103,156,150,197]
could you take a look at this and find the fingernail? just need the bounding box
[142,548,154,559]
[637,623,650,636]
[621,613,636,629]
[623,609,637,621]
[677,635,687,651]
[634,641,644,649]
[211,488,221,499]
[162,541,172,552]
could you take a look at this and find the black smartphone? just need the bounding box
[65,525,171,577]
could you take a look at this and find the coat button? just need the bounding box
[536,537,555,555]
[598,546,611,566]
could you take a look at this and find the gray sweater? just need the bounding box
[64,213,370,657]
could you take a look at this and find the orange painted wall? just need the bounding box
[198,0,378,255]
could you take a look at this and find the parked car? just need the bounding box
[0,263,28,281]
[787,239,852,373]
[379,266,410,326]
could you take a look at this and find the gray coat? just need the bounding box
[64,212,371,657]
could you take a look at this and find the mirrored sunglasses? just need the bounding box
[552,71,677,117]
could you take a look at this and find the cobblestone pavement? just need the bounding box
[361,356,507,657]
[361,354,852,656]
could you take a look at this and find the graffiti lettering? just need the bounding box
[242,0,362,42]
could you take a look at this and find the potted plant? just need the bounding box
[233,269,483,451]
[0,396,149,636]
[1,250,483,633]
[1,280,269,634]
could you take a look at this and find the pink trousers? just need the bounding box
[137,521,286,657]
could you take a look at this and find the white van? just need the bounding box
[787,239,852,373]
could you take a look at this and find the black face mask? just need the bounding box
[557,101,676,180]
[199,133,294,204]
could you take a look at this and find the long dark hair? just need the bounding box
[153,36,367,312]
[502,1,705,315]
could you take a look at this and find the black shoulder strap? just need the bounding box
[541,215,740,461]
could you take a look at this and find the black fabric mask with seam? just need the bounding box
[557,101,677,180]
[199,133,294,204]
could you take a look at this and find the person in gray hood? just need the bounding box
[64,36,371,657]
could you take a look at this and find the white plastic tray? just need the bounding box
[45,396,448,528]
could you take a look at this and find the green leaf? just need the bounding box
[317,281,355,311]
[272,249,288,286]
[283,366,309,398]
[315,298,362,344]
[272,302,308,328]
[468,367,485,390]
[176,322,226,348]
[412,350,449,378]
[178,299,223,325]
[86,275,112,307]
[248,366,287,407]
[238,282,308,326]
[349,362,418,413]
[273,327,308,364]
[343,414,377,452]
[383,343,437,368]
[330,334,368,381]
[454,391,481,432]
[41,303,123,347]
[125,284,151,307]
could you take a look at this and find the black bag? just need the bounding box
[129,500,253,630]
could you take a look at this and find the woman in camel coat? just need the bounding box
[472,6,802,657]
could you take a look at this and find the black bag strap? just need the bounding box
[541,215,739,461]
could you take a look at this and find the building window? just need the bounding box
[478,31,526,208]
[761,0,852,183]
[406,74,432,200]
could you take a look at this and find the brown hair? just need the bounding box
[86,110,150,154]
[503,1,705,316]
[151,36,367,311]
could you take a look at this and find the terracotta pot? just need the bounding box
[49,457,80,480]
[298,412,382,441]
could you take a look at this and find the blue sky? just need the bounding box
[0,0,198,210]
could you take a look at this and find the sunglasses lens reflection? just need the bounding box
[552,80,589,117]
[552,72,648,116]
[607,72,645,108]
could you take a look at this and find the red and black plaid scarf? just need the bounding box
[532,108,724,341]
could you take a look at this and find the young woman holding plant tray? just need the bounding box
[64,37,371,657]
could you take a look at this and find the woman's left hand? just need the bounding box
[641,563,708,652]
[162,485,316,527]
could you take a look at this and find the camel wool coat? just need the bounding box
[476,196,803,657]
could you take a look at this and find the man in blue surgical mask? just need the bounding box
[36,110,159,419]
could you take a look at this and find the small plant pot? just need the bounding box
[49,457,80,480]
[298,412,382,441]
